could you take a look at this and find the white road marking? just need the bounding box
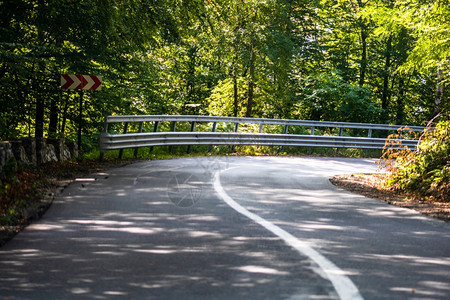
[213,170,363,300]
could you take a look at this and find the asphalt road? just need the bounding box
[0,157,449,299]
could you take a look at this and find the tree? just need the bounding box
[0,0,179,142]
[390,0,449,119]
[1,0,448,144]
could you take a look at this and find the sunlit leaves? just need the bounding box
[366,0,450,79]
[381,119,450,201]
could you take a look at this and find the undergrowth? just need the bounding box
[378,117,449,202]
[0,158,49,225]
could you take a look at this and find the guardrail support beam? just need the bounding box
[169,121,177,153]
[209,122,217,152]
[118,122,128,159]
[281,125,289,152]
[150,121,159,153]
[309,126,315,154]
[187,121,196,154]
[232,123,239,152]
[134,122,143,157]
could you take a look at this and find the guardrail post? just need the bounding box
[99,117,108,161]
[336,127,344,155]
[231,122,239,152]
[280,125,289,153]
[309,126,315,154]
[187,121,196,154]
[169,121,177,153]
[209,122,217,152]
[134,122,143,157]
[256,123,264,151]
[118,122,129,159]
[149,121,159,153]
[365,129,374,154]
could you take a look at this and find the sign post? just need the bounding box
[61,74,102,152]
[78,91,83,149]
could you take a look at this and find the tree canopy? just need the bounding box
[1,0,448,144]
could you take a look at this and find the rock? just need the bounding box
[36,139,58,164]
[45,144,58,163]
[21,138,37,164]
[66,140,79,159]
[47,138,72,162]
[2,138,75,167]
[0,141,15,174]
[10,140,29,163]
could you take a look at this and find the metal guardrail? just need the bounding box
[99,115,424,156]
[103,115,426,133]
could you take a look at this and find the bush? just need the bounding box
[0,158,46,225]
[379,119,449,202]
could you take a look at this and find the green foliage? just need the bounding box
[379,119,450,202]
[0,0,179,140]
[393,0,450,81]
[0,158,46,226]
[296,72,381,122]
[207,77,247,116]
[0,157,18,185]
[1,0,448,143]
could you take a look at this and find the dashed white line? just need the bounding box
[213,170,363,300]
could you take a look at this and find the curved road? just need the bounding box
[0,157,449,299]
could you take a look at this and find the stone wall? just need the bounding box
[0,142,15,174]
[0,138,78,173]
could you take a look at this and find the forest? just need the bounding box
[1,0,449,145]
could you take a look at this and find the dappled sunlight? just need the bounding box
[0,158,338,299]
[188,230,223,238]
[133,249,177,255]
[28,224,69,231]
[295,223,347,232]
[236,265,290,275]
[217,157,450,299]
[357,254,450,267]
[1,157,447,299]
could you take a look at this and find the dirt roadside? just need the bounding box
[330,174,450,223]
[0,159,139,247]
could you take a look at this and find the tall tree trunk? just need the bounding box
[246,38,255,118]
[431,67,444,119]
[61,94,69,136]
[233,54,239,117]
[357,0,367,87]
[381,35,392,110]
[359,27,367,87]
[184,46,197,113]
[233,49,239,117]
[396,78,405,125]
[35,1,44,139]
[48,96,58,137]
[35,88,44,139]
[381,35,392,122]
